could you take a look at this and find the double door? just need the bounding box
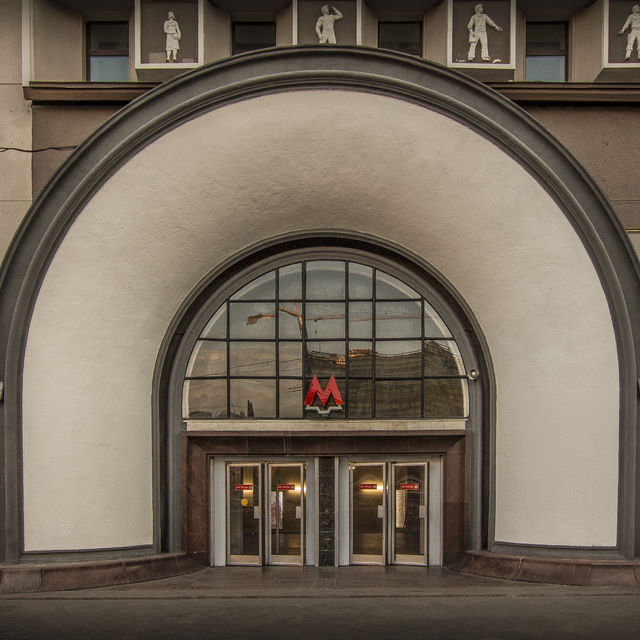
[350,462,429,566]
[227,462,304,566]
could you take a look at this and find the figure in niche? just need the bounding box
[467,3,502,62]
[619,4,640,61]
[164,11,181,62]
[315,5,343,44]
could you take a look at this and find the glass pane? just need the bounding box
[306,341,346,378]
[526,23,566,54]
[279,302,303,339]
[376,300,422,338]
[231,271,275,300]
[349,341,373,377]
[229,302,275,339]
[228,465,260,558]
[279,264,302,299]
[279,342,302,376]
[233,22,276,54]
[89,56,130,82]
[182,379,226,419]
[348,379,372,418]
[306,302,345,339]
[185,340,226,377]
[375,340,422,378]
[270,465,303,560]
[375,380,421,417]
[376,271,419,299]
[230,379,276,418]
[349,263,373,299]
[352,465,384,557]
[424,340,465,376]
[279,379,303,418]
[349,302,372,339]
[424,378,468,417]
[306,261,345,299]
[89,23,129,50]
[525,56,566,82]
[394,465,425,560]
[379,22,422,56]
[200,305,227,339]
[229,342,275,376]
[424,301,451,338]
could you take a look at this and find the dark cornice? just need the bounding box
[24,80,640,105]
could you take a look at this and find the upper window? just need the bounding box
[232,22,276,55]
[525,22,567,82]
[378,22,422,57]
[87,22,130,82]
[182,260,469,421]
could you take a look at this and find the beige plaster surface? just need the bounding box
[32,0,83,82]
[0,200,30,261]
[22,90,620,550]
[0,0,22,83]
[0,84,31,211]
[629,232,640,258]
[572,0,604,82]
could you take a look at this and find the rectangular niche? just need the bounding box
[296,1,357,46]
[604,0,640,67]
[135,0,204,69]
[447,0,515,69]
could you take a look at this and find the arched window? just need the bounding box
[182,260,468,420]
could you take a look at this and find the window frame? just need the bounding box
[86,21,130,82]
[525,21,568,82]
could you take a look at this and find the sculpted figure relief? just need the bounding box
[316,5,343,44]
[164,11,181,62]
[619,4,640,61]
[467,3,502,62]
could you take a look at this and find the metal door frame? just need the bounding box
[226,462,263,566]
[389,461,429,566]
[349,462,387,565]
[266,462,305,566]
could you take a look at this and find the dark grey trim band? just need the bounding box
[1,46,638,563]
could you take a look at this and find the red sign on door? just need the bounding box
[235,484,253,491]
[277,484,296,491]
[359,483,378,490]
[401,483,420,490]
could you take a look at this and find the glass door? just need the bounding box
[226,463,262,565]
[350,463,386,565]
[391,462,428,565]
[267,463,304,565]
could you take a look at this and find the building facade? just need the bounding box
[0,0,639,590]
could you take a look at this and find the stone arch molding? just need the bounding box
[1,47,638,563]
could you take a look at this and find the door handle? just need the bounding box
[377,505,384,519]
[295,506,303,519]
[254,506,261,520]
[419,506,426,519]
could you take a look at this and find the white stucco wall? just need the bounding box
[21,90,620,550]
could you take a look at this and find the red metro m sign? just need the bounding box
[304,375,344,416]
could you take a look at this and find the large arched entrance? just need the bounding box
[1,47,638,588]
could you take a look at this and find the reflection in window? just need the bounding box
[182,260,468,420]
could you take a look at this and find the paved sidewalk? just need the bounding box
[1,567,639,638]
